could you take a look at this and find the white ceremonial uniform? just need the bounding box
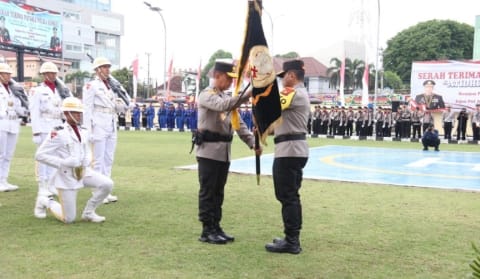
[0,83,27,189]
[29,82,64,195]
[83,77,127,177]
[35,123,113,223]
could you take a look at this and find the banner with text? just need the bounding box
[0,0,62,52]
[411,60,480,111]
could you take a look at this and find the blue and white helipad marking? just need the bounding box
[228,145,480,191]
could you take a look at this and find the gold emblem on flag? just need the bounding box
[7,101,13,107]
[249,45,276,88]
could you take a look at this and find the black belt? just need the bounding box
[274,134,306,144]
[201,130,233,142]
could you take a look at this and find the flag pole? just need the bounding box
[254,126,260,185]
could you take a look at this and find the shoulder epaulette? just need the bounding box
[207,88,218,95]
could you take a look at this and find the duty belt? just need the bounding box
[94,106,115,114]
[201,130,233,142]
[274,133,306,144]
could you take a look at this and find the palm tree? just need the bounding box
[327,57,342,89]
[65,70,92,97]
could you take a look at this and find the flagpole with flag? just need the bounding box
[362,54,369,106]
[234,0,282,185]
[132,56,139,101]
[339,51,345,106]
[166,57,173,100]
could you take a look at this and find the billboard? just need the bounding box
[0,0,62,54]
[411,60,480,111]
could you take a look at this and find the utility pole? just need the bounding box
[145,52,151,98]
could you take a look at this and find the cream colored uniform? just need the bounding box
[0,83,27,186]
[83,77,127,177]
[35,123,113,223]
[29,83,64,194]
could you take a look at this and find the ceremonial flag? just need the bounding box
[132,56,139,100]
[362,61,369,106]
[339,53,345,106]
[166,57,173,100]
[233,0,282,145]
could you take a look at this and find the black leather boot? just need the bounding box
[265,235,301,254]
[198,224,227,244]
[214,223,235,242]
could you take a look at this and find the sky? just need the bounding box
[111,0,480,83]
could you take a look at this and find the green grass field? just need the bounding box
[1,127,479,278]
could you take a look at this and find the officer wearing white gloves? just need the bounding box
[29,62,71,198]
[83,57,127,204]
[0,63,27,192]
[34,97,113,223]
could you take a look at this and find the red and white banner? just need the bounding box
[411,60,480,111]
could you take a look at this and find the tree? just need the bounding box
[111,67,131,92]
[383,19,474,84]
[382,71,403,90]
[327,57,372,90]
[275,52,300,59]
[200,49,233,90]
[65,70,91,97]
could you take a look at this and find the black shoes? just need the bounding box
[198,232,227,244]
[217,229,235,242]
[265,237,302,254]
[198,228,234,244]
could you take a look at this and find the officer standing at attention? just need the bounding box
[195,61,259,244]
[264,60,310,255]
[83,57,127,204]
[442,105,455,140]
[471,104,480,140]
[30,62,72,205]
[34,97,113,223]
[0,63,28,192]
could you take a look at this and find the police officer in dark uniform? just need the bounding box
[422,124,440,151]
[265,60,310,255]
[0,16,10,43]
[414,80,445,110]
[50,27,61,51]
[195,61,260,244]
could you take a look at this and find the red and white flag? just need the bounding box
[166,57,173,100]
[132,56,139,100]
[339,53,345,106]
[362,61,369,106]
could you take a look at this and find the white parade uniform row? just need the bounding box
[0,83,27,192]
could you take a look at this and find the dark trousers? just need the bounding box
[197,157,230,229]
[444,122,452,139]
[422,138,440,150]
[272,157,308,238]
[412,123,421,138]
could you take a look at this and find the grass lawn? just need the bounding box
[1,127,479,278]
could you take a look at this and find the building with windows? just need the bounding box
[19,0,123,73]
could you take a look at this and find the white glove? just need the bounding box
[61,157,82,168]
[32,135,43,145]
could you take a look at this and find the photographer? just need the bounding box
[422,124,440,151]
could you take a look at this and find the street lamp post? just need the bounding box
[144,1,167,94]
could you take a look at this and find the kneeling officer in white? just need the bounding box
[34,97,113,223]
